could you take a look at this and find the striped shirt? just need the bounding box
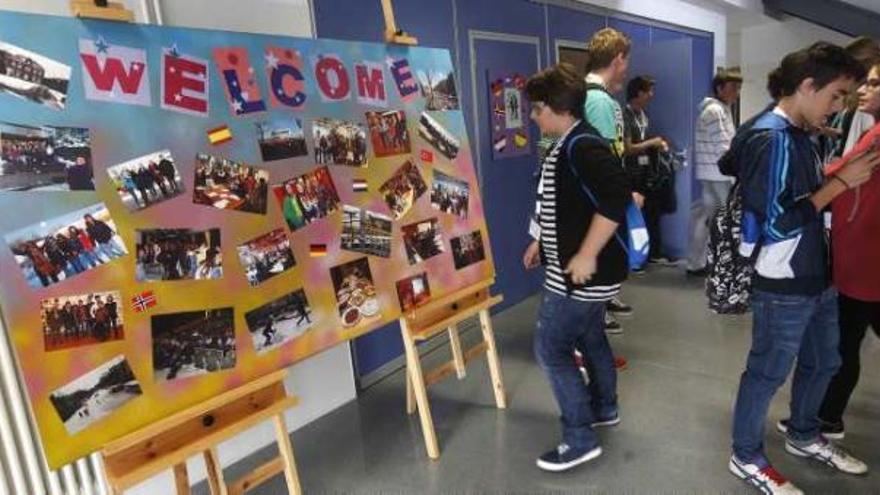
[695,97,736,182]
[537,122,621,302]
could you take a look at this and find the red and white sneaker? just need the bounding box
[729,455,803,495]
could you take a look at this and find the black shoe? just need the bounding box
[686,267,708,277]
[607,297,633,316]
[604,313,623,335]
[536,443,602,472]
[776,418,845,440]
[648,255,675,265]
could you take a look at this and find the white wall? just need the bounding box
[735,15,853,119]
[576,0,729,67]
[0,0,357,493]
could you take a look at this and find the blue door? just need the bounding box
[470,33,543,308]
[626,38,695,259]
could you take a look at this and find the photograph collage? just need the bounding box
[0,32,488,442]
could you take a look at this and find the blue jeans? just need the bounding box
[96,239,126,260]
[79,250,100,268]
[534,290,618,450]
[732,287,841,462]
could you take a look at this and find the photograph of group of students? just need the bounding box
[244,289,313,354]
[255,117,308,162]
[312,118,367,167]
[401,217,445,265]
[49,355,141,435]
[135,228,222,282]
[40,291,123,352]
[236,228,296,287]
[0,122,93,191]
[430,169,469,219]
[273,165,341,231]
[193,154,269,215]
[5,203,126,289]
[365,110,411,158]
[450,230,486,270]
[379,160,428,220]
[151,308,236,382]
[106,150,184,212]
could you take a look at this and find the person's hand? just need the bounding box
[523,240,541,269]
[837,150,880,189]
[816,126,843,139]
[633,192,645,209]
[652,137,668,151]
[564,252,597,285]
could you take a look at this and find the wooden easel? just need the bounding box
[380,0,418,45]
[70,0,135,22]
[399,279,507,459]
[99,370,301,495]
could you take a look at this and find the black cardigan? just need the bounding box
[539,120,631,290]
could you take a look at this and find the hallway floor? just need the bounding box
[214,266,880,494]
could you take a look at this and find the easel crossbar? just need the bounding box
[410,295,503,341]
[228,457,284,495]
[104,396,297,489]
[423,341,489,387]
[103,370,288,456]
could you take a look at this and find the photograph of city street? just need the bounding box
[340,205,392,258]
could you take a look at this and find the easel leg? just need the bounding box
[273,413,303,495]
[447,325,467,379]
[479,309,508,409]
[173,463,192,495]
[400,321,440,459]
[203,447,228,495]
[405,365,416,415]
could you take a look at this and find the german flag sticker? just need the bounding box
[310,244,328,257]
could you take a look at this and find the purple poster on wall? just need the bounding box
[488,72,530,160]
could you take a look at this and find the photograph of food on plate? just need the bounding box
[329,257,380,327]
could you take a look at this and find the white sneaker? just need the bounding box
[728,455,803,495]
[785,438,868,475]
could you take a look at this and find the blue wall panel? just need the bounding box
[546,5,606,62]
[608,18,652,45]
[652,26,688,43]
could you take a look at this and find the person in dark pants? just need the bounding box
[728,42,876,494]
[622,75,673,266]
[158,154,178,194]
[522,63,630,472]
[779,49,880,440]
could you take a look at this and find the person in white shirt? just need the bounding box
[686,69,742,276]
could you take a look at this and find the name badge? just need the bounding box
[638,155,650,166]
[529,216,541,240]
[824,211,832,230]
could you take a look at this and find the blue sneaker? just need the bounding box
[536,443,602,472]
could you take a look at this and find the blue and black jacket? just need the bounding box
[733,110,830,295]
